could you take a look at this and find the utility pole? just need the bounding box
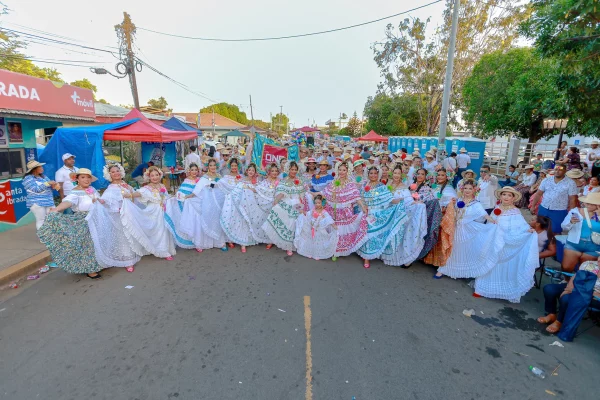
[270,112,273,131]
[249,95,255,138]
[437,0,460,157]
[279,105,283,135]
[115,12,140,109]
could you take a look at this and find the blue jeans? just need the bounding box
[498,179,516,188]
[543,283,568,318]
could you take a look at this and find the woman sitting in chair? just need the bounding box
[561,192,600,273]
[530,215,557,260]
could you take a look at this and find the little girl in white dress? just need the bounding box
[294,194,338,260]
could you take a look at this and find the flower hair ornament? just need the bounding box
[207,157,221,170]
[333,160,350,180]
[143,165,164,182]
[103,162,125,182]
[367,165,383,182]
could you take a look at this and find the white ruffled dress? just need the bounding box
[382,186,428,266]
[294,210,338,259]
[220,178,261,246]
[121,185,176,258]
[262,178,307,251]
[164,178,198,249]
[179,175,227,250]
[86,183,141,267]
[474,207,538,303]
[437,200,503,278]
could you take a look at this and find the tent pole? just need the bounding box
[120,141,124,164]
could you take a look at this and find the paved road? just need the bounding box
[1,246,599,400]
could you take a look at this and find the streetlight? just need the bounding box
[543,119,569,161]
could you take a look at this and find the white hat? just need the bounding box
[459,147,467,153]
[592,141,599,145]
[62,153,75,161]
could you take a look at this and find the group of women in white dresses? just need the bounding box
[39,158,539,303]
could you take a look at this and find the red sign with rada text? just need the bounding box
[261,144,288,169]
[0,69,95,119]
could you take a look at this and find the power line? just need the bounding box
[137,1,443,42]
[0,55,99,68]
[0,53,108,64]
[3,28,117,54]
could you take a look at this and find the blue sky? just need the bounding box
[3,0,446,127]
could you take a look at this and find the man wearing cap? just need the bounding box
[587,140,600,177]
[214,143,224,162]
[219,149,232,175]
[455,147,471,187]
[55,153,79,199]
[530,162,578,233]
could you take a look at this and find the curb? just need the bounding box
[0,251,51,287]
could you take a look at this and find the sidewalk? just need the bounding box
[0,223,50,285]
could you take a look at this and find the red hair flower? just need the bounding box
[409,183,417,190]
[493,208,502,216]
[331,172,336,177]
[496,200,501,205]
[411,193,420,200]
[236,175,241,180]
[294,179,300,185]
[381,179,387,184]
[364,185,371,192]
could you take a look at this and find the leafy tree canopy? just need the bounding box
[147,96,170,111]
[363,93,427,136]
[520,0,600,136]
[271,113,289,135]
[70,78,98,99]
[463,47,562,142]
[200,103,249,125]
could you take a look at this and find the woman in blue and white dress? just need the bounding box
[120,166,176,260]
[180,158,228,252]
[311,160,334,193]
[165,163,201,250]
[86,163,141,272]
[38,168,104,279]
[382,164,428,268]
[220,163,262,253]
[357,165,408,269]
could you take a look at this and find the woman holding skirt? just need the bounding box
[250,163,281,244]
[411,168,443,259]
[262,161,307,256]
[165,163,201,250]
[382,164,428,268]
[180,158,228,252]
[424,168,458,266]
[322,161,368,260]
[120,165,176,260]
[38,168,104,279]
[357,165,408,269]
[86,163,141,272]
[294,194,338,260]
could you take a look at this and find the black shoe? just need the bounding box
[86,273,102,279]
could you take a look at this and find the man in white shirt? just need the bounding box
[454,148,471,187]
[477,165,499,214]
[55,153,78,199]
[530,162,578,233]
[184,145,201,170]
[442,152,458,175]
[423,152,439,173]
[586,140,600,177]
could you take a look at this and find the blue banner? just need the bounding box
[251,134,298,175]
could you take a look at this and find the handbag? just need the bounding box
[583,208,600,245]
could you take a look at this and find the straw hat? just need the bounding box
[71,168,98,182]
[318,159,330,166]
[404,155,413,161]
[495,186,522,202]
[343,154,352,161]
[393,150,402,158]
[566,169,584,179]
[412,151,421,157]
[579,192,600,205]
[26,160,45,173]
[592,141,599,145]
[216,143,225,150]
[523,164,535,170]
[459,147,467,153]
[461,169,475,178]
[306,157,317,164]
[327,143,335,148]
[425,152,434,158]
[344,146,353,152]
[353,160,366,168]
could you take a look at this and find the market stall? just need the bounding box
[0,69,96,232]
[357,130,388,143]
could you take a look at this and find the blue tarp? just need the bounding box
[39,119,138,188]
[162,117,202,136]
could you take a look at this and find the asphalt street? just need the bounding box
[1,246,599,400]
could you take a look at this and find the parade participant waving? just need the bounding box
[294,194,338,260]
[86,163,140,272]
[38,168,105,279]
[165,163,201,250]
[180,158,228,252]
[357,165,408,269]
[474,186,539,302]
[120,166,176,261]
[435,180,501,279]
[322,161,368,261]
[262,161,307,256]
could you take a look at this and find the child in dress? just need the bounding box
[294,194,338,260]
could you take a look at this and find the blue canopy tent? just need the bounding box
[162,117,202,136]
[39,119,138,188]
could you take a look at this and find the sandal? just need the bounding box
[433,272,443,279]
[266,244,274,250]
[363,260,370,269]
[241,246,246,253]
[537,314,557,324]
[126,266,135,273]
[286,250,293,256]
[86,273,101,279]
[546,321,562,334]
[166,256,174,261]
[227,243,235,248]
[221,246,229,252]
[196,248,203,253]
[472,292,482,298]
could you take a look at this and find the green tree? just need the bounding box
[97,99,110,104]
[463,48,562,142]
[147,96,170,111]
[200,103,249,125]
[346,112,363,136]
[372,0,528,135]
[70,78,98,99]
[363,93,427,135]
[520,0,600,136]
[271,113,289,135]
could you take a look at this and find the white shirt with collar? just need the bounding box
[55,165,79,196]
[456,153,471,168]
[586,147,600,168]
[477,174,498,209]
[521,172,537,187]
[539,176,578,211]
[184,152,201,170]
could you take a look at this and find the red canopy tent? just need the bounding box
[297,126,319,133]
[357,130,388,143]
[104,109,197,142]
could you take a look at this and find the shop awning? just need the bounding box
[222,129,248,138]
[357,130,388,143]
[297,126,319,133]
[162,116,202,136]
[104,109,197,142]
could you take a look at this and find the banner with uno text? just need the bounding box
[251,134,298,175]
